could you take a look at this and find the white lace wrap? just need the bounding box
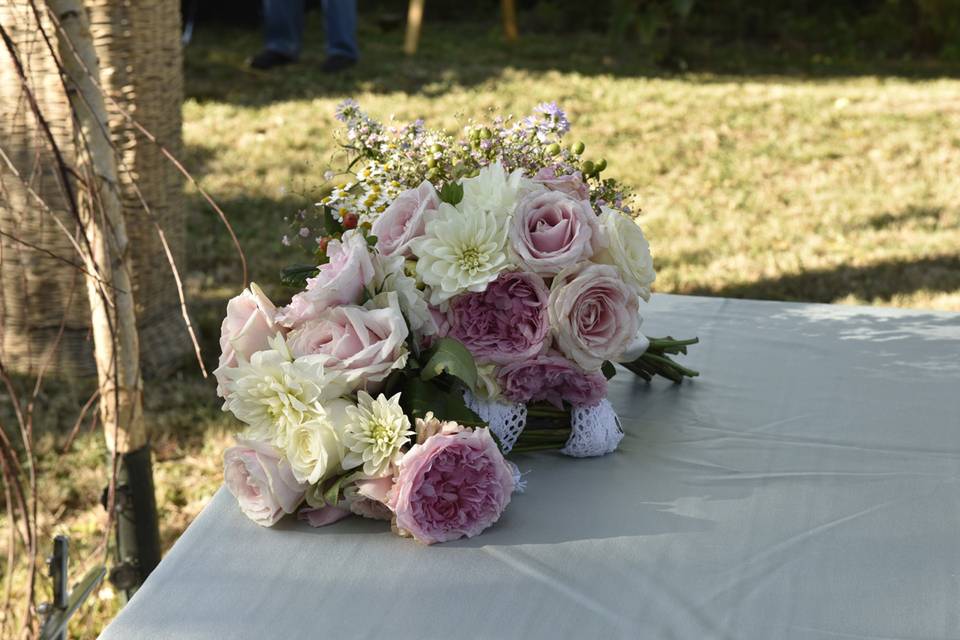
[561,399,624,458]
[463,390,623,458]
[462,390,527,454]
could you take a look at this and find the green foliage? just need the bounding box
[400,377,485,427]
[280,263,319,288]
[419,337,479,391]
[438,181,464,206]
[526,0,960,61]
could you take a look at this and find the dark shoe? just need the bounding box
[321,55,356,74]
[248,50,295,70]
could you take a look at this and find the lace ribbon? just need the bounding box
[462,390,527,454]
[463,390,623,458]
[561,399,623,458]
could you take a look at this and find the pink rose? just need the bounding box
[548,262,640,371]
[510,190,597,275]
[224,439,305,527]
[498,353,607,408]
[372,180,440,257]
[533,166,590,201]
[213,283,281,397]
[298,505,351,527]
[388,427,514,544]
[277,230,376,329]
[345,476,394,520]
[285,292,408,391]
[446,271,550,365]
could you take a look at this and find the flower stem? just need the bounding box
[623,335,700,383]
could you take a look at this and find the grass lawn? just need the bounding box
[4,13,960,637]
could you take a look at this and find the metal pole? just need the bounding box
[48,535,69,640]
[106,444,161,600]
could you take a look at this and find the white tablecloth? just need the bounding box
[99,295,960,640]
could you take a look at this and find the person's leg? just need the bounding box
[263,0,305,59]
[322,0,358,61]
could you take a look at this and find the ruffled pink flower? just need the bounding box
[388,428,514,544]
[533,166,590,201]
[224,440,305,527]
[277,231,376,329]
[372,180,440,257]
[446,271,550,365]
[498,353,607,408]
[510,190,597,275]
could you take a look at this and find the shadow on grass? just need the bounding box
[684,253,960,305]
[862,205,947,232]
[183,17,960,107]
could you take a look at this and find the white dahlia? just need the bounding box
[341,391,414,477]
[220,334,348,446]
[411,202,510,305]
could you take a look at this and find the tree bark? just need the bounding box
[48,0,145,453]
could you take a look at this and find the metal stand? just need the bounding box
[39,536,106,640]
[103,444,161,600]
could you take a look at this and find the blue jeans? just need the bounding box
[263,0,358,60]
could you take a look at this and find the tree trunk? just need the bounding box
[0,0,188,379]
[50,0,145,453]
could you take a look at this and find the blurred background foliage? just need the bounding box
[187,0,960,67]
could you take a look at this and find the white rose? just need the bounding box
[459,161,544,223]
[283,398,351,485]
[594,207,656,301]
[369,253,437,339]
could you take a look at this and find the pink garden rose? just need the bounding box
[299,505,351,527]
[388,427,515,544]
[372,180,440,257]
[498,353,607,408]
[213,283,281,397]
[277,230,376,329]
[285,292,408,391]
[510,190,597,275]
[224,439,305,527]
[345,476,394,520]
[548,262,641,371]
[533,166,590,201]
[446,271,550,365]
[298,475,394,528]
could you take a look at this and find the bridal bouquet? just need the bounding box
[214,102,698,544]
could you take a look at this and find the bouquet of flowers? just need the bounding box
[214,102,698,544]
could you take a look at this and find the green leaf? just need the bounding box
[280,263,319,288]
[319,205,344,236]
[321,472,356,506]
[420,337,478,391]
[400,377,485,427]
[601,360,617,380]
[439,181,464,206]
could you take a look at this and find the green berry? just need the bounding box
[572,141,586,155]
